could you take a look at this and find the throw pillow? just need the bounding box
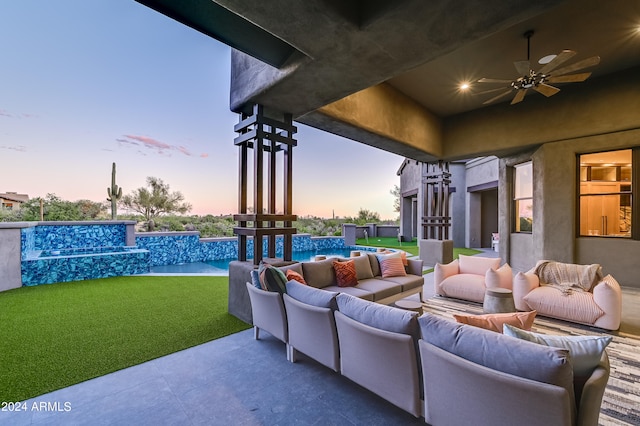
[502,324,612,377]
[379,249,409,266]
[286,280,338,309]
[258,261,288,294]
[333,259,358,287]
[485,263,512,289]
[286,269,307,285]
[376,252,407,278]
[250,269,262,289]
[453,311,537,333]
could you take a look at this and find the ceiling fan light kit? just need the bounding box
[478,30,600,105]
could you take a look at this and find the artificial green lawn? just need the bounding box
[0,276,249,402]
[355,237,482,273]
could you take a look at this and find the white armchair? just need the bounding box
[434,255,511,303]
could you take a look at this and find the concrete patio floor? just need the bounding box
[3,248,638,425]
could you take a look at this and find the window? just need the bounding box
[579,149,632,237]
[514,162,533,232]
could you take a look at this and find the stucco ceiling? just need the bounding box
[387,0,640,117]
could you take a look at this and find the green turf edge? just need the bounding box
[0,276,249,402]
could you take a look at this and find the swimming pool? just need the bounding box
[148,247,376,275]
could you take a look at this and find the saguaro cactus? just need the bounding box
[106,162,123,220]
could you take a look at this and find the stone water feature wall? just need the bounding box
[20,221,149,286]
[0,223,350,291]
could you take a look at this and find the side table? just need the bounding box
[483,288,516,314]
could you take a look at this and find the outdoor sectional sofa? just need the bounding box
[247,259,611,425]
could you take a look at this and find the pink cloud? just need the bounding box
[117,134,197,157]
[200,153,209,158]
[0,109,12,118]
[0,145,27,152]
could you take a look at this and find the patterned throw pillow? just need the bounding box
[258,261,287,294]
[453,311,537,333]
[376,252,407,278]
[332,259,358,287]
[286,269,307,285]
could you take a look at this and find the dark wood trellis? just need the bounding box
[233,104,297,265]
[422,160,451,240]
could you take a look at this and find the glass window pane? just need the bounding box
[579,194,631,237]
[579,149,632,237]
[514,162,532,199]
[515,199,533,232]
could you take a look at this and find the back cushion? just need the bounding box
[419,313,574,402]
[286,280,338,309]
[367,253,381,277]
[336,293,419,341]
[458,255,500,275]
[302,258,336,288]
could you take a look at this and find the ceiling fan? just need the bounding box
[477,30,601,105]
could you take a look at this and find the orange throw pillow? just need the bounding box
[286,269,307,285]
[333,260,358,287]
[453,311,537,333]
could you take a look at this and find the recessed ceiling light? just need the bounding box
[459,82,470,91]
[538,54,556,65]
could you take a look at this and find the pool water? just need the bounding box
[148,248,374,275]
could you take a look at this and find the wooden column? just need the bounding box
[233,105,297,265]
[422,160,452,240]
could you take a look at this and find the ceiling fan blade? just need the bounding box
[546,72,592,83]
[476,86,514,95]
[483,89,513,105]
[478,77,513,84]
[533,83,560,97]
[511,89,527,104]
[549,56,600,76]
[514,60,530,76]
[538,49,577,74]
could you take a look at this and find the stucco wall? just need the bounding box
[501,128,640,288]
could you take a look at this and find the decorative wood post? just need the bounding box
[422,160,451,240]
[233,104,297,265]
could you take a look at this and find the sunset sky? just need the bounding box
[0,1,404,220]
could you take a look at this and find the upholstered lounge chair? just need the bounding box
[283,281,340,371]
[513,261,622,330]
[419,313,610,426]
[245,282,288,352]
[434,255,512,303]
[334,293,422,418]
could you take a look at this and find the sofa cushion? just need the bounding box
[381,274,424,292]
[333,259,359,287]
[376,252,407,278]
[286,269,307,285]
[336,293,419,340]
[485,263,512,289]
[438,274,486,303]
[458,255,500,276]
[355,278,401,302]
[453,311,537,333]
[258,261,287,294]
[285,280,338,310]
[503,324,612,377]
[523,286,604,324]
[324,285,374,301]
[302,258,336,288]
[367,253,381,277]
[419,313,574,402]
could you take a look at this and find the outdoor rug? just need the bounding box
[423,296,640,426]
